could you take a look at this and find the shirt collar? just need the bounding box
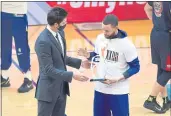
[47,25,57,37]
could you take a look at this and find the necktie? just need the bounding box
[55,33,64,56]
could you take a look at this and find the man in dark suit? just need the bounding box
[34,7,89,116]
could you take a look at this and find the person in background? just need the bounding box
[1,2,33,93]
[143,1,171,113]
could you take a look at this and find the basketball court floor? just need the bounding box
[1,20,170,116]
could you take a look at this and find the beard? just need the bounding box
[105,31,117,39]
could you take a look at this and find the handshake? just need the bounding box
[72,48,91,82]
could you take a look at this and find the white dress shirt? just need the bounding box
[47,25,64,56]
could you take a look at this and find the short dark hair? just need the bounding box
[103,14,118,27]
[47,6,68,26]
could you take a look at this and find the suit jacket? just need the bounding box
[34,28,82,102]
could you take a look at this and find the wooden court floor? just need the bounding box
[1,20,170,116]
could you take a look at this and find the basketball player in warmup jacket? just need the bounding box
[78,14,140,116]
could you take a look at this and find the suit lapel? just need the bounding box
[46,29,64,57]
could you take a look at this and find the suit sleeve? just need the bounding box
[35,40,73,83]
[65,56,82,69]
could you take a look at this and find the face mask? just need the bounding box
[58,24,66,31]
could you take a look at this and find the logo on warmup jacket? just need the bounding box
[18,48,23,55]
[105,50,119,62]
